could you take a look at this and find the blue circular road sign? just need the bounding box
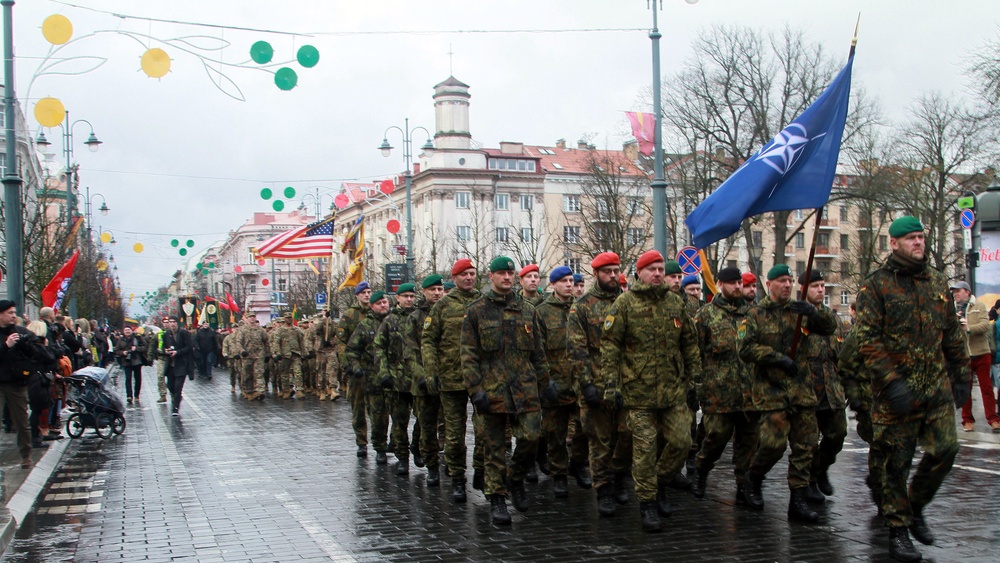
[676,246,702,275]
[960,209,975,229]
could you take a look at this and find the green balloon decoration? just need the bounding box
[195,262,203,270]
[284,186,296,199]
[274,67,298,91]
[261,188,273,200]
[171,239,179,247]
[186,239,195,248]
[297,45,320,68]
[201,269,209,275]
[179,248,188,256]
[272,200,285,212]
[208,262,215,268]
[250,41,274,64]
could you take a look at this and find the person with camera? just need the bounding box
[0,300,45,468]
[115,326,148,405]
[161,317,194,416]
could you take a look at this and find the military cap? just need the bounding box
[888,215,924,238]
[369,290,386,304]
[421,274,443,289]
[519,264,539,278]
[717,266,742,283]
[489,256,516,272]
[664,260,683,275]
[549,265,574,283]
[797,269,824,285]
[619,273,628,286]
[573,273,584,284]
[636,250,665,271]
[282,312,293,319]
[767,264,793,281]
[354,281,370,295]
[396,283,416,295]
[591,252,620,270]
[451,258,474,276]
[742,272,757,286]
[443,281,456,291]
[681,275,700,288]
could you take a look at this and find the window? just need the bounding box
[840,205,849,222]
[0,152,5,176]
[520,194,533,210]
[840,234,849,250]
[563,195,581,213]
[795,233,805,249]
[526,161,536,172]
[552,163,564,170]
[795,261,806,276]
[816,259,832,273]
[627,197,645,216]
[564,257,582,272]
[249,282,257,294]
[455,192,470,209]
[752,230,763,248]
[564,226,581,244]
[627,227,645,246]
[595,198,610,219]
[488,158,498,170]
[278,278,287,292]
[495,193,510,211]
[521,227,534,243]
[495,227,509,243]
[517,160,527,171]
[727,259,738,269]
[247,248,258,263]
[594,225,610,241]
[794,209,804,220]
[878,235,888,251]
[823,293,831,307]
[841,290,850,306]
[456,226,471,241]
[818,233,830,247]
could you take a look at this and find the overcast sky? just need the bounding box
[10,0,997,312]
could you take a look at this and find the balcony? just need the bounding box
[818,219,839,230]
[815,246,840,258]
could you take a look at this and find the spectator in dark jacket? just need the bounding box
[0,300,43,468]
[162,317,194,416]
[194,322,217,379]
[25,321,57,448]
[115,327,148,405]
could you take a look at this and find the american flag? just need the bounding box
[255,216,336,259]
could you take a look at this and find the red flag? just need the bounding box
[226,291,240,314]
[42,250,80,310]
[625,111,656,157]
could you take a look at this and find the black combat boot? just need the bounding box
[426,467,440,487]
[909,504,935,545]
[743,471,764,510]
[357,445,367,458]
[596,484,616,517]
[655,484,672,517]
[570,461,592,489]
[489,495,512,526]
[804,482,826,504]
[525,463,539,484]
[639,501,662,533]
[387,440,395,454]
[736,482,747,505]
[666,472,692,490]
[553,475,569,498]
[396,458,409,476]
[612,472,630,505]
[375,451,388,465]
[888,527,922,562]
[472,468,485,491]
[787,488,819,523]
[815,467,833,496]
[410,443,425,468]
[508,479,529,512]
[685,452,697,479]
[451,478,467,503]
[692,469,708,499]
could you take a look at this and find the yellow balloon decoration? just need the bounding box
[96,260,108,272]
[42,14,73,45]
[141,48,171,78]
[133,242,144,253]
[34,97,65,128]
[100,232,112,243]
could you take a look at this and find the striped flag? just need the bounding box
[255,216,336,259]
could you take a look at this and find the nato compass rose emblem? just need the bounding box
[755,124,827,176]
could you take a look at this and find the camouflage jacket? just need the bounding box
[855,253,969,423]
[799,311,846,410]
[422,287,481,392]
[270,324,304,358]
[336,304,367,358]
[738,295,839,411]
[375,305,415,393]
[567,285,621,394]
[301,324,321,355]
[599,281,702,410]
[524,292,545,308]
[461,288,546,414]
[685,294,702,318]
[235,324,269,359]
[345,309,388,393]
[837,324,871,411]
[403,297,433,396]
[535,294,577,407]
[221,332,242,359]
[694,296,752,414]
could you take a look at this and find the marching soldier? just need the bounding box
[270,314,305,399]
[837,323,882,510]
[375,283,418,475]
[311,311,341,401]
[339,281,372,456]
[221,328,243,394]
[519,264,545,307]
[404,274,446,486]
[347,290,391,463]
[235,315,269,400]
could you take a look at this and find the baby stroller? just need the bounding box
[65,366,126,439]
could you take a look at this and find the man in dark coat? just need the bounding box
[194,321,217,379]
[0,300,43,468]
[162,316,194,416]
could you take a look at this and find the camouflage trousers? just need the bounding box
[229,358,241,388]
[388,392,413,460]
[873,403,959,528]
[414,394,442,469]
[695,411,759,485]
[479,410,541,496]
[542,404,588,476]
[853,408,885,496]
[440,390,484,481]
[366,388,389,452]
[276,358,303,392]
[316,350,339,394]
[349,373,367,446]
[626,405,692,501]
[580,404,632,489]
[156,359,168,396]
[749,407,818,490]
[242,358,266,395]
[812,407,848,479]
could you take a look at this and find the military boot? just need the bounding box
[804,482,826,504]
[472,468,485,491]
[570,461,593,489]
[787,488,819,523]
[387,440,395,454]
[639,501,662,533]
[375,451,388,465]
[396,458,409,476]
[596,484,616,517]
[815,467,834,496]
[666,472,692,490]
[655,484,672,517]
[410,443,425,468]
[692,469,708,499]
[426,466,440,487]
[735,482,747,505]
[525,463,539,484]
[888,527,922,562]
[489,495,512,526]
[909,504,935,545]
[357,445,367,458]
[553,475,569,498]
[743,471,764,510]
[508,479,529,513]
[451,478,467,503]
[612,472,630,505]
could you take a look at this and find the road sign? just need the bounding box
[676,246,702,275]
[957,196,976,210]
[963,228,972,250]
[385,263,408,293]
[315,292,327,306]
[394,245,407,256]
[960,209,975,229]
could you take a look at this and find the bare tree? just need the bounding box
[498,196,545,269]
[452,185,495,284]
[968,29,1000,108]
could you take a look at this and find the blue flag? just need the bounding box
[685,54,855,249]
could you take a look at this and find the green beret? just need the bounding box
[767,264,793,281]
[396,283,415,295]
[664,260,682,275]
[888,216,924,238]
[369,290,386,304]
[489,256,516,272]
[421,274,443,289]
[443,281,456,290]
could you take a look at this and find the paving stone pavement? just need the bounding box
[2,365,1000,562]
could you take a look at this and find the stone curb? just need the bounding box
[0,436,71,556]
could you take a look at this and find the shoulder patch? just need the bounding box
[423,317,432,330]
[673,317,683,329]
[737,319,747,339]
[604,315,615,331]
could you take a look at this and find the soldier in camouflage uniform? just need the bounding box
[339,282,372,456]
[375,283,418,475]
[235,315,269,400]
[600,250,702,533]
[405,275,446,486]
[854,217,969,561]
[422,258,483,503]
[738,264,838,524]
[691,267,758,504]
[536,266,590,499]
[666,264,698,490]
[221,329,242,394]
[796,270,848,504]
[570,252,630,517]
[462,256,547,526]
[270,314,306,399]
[518,264,545,307]
[837,323,883,510]
[347,290,391,464]
[310,312,340,401]
[299,319,316,395]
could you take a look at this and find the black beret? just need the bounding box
[717,267,742,283]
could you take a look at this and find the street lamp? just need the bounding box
[299,186,335,218]
[35,110,103,235]
[379,118,434,283]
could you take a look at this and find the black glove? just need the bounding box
[399,392,413,405]
[884,379,914,415]
[273,354,283,361]
[240,351,249,358]
[686,388,698,411]
[952,380,971,409]
[470,390,490,414]
[307,352,316,360]
[775,355,797,376]
[541,381,558,403]
[380,375,393,389]
[581,383,601,409]
[351,367,365,379]
[417,378,428,393]
[603,388,624,411]
[848,398,865,412]
[788,300,816,317]
[426,376,440,395]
